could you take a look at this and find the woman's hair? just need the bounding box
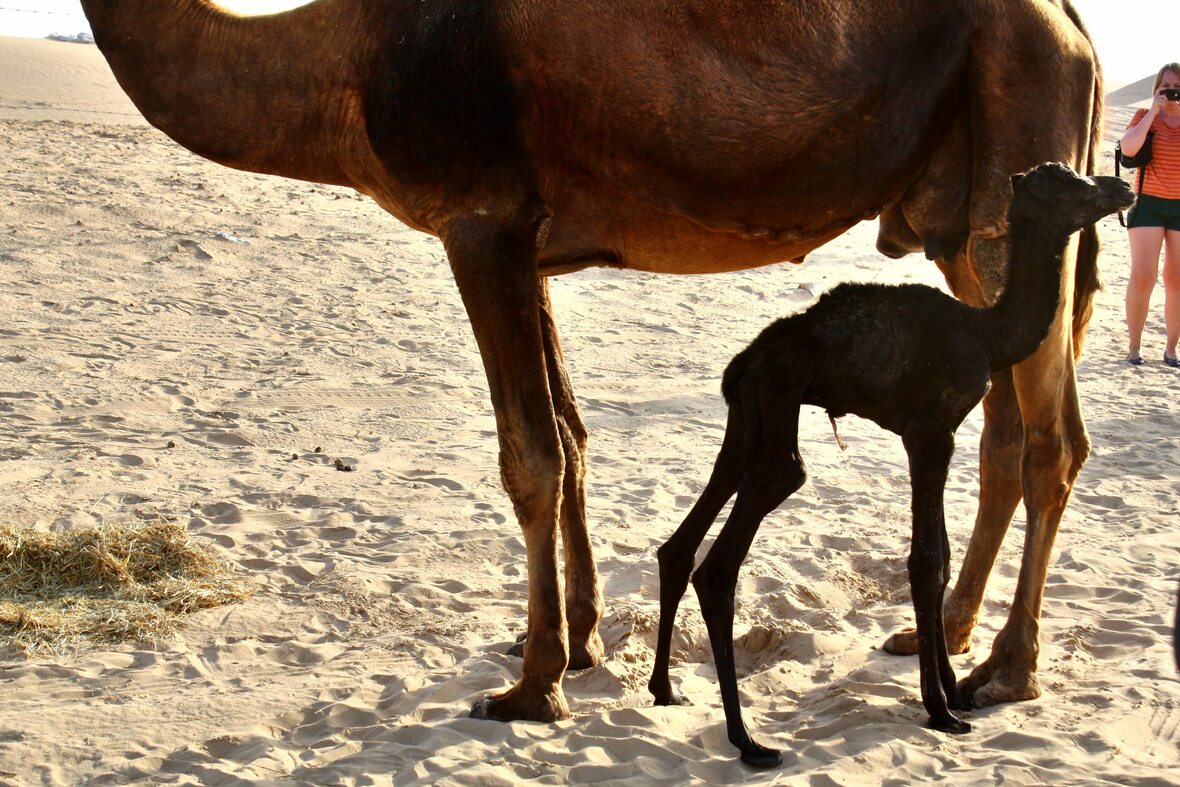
[1153,63,1180,93]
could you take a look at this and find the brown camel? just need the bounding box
[78,0,1105,723]
[648,163,1134,766]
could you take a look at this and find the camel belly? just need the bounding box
[535,190,858,276]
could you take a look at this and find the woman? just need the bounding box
[1121,63,1180,367]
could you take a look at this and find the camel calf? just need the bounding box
[648,164,1134,767]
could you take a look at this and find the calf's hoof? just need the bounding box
[928,714,972,735]
[882,627,920,655]
[739,740,782,769]
[650,687,691,707]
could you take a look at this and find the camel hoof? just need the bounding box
[469,688,571,723]
[739,741,782,769]
[883,627,971,656]
[929,715,972,735]
[956,662,1040,708]
[568,631,605,671]
[507,631,603,670]
[969,676,1041,709]
[882,628,919,656]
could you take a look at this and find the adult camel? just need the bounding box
[79,0,1104,724]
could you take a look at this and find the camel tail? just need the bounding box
[1067,0,1104,360]
[721,347,754,407]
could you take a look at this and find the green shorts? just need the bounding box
[1127,193,1180,231]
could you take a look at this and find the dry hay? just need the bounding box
[0,519,252,659]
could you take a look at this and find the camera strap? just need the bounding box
[1116,136,1148,228]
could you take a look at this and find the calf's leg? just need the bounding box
[693,395,805,768]
[903,423,970,733]
[650,406,745,706]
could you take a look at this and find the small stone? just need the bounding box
[334,458,344,469]
[343,465,353,472]
[167,440,176,448]
[314,446,322,453]
[292,453,299,460]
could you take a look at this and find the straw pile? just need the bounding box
[0,519,252,658]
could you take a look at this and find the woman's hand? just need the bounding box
[1149,92,1168,116]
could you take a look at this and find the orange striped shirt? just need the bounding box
[1126,109,1180,199]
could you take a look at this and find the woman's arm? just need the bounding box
[1120,95,1166,155]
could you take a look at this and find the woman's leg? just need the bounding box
[1162,228,1180,359]
[1126,225,1165,360]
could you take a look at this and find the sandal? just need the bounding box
[1164,353,1180,368]
[1127,355,1145,366]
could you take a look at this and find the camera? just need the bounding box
[1164,88,1180,101]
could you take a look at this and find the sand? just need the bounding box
[1,35,1177,785]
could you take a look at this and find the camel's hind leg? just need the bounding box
[649,405,745,706]
[504,282,605,670]
[446,205,573,723]
[539,280,604,670]
[889,3,1098,706]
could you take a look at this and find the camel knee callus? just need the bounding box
[80,0,1107,726]
[650,164,1134,765]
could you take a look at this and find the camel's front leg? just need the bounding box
[890,237,1087,707]
[890,4,1097,700]
[957,310,1088,707]
[445,208,571,723]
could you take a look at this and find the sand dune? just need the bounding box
[1107,74,1162,112]
[1,35,1177,784]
